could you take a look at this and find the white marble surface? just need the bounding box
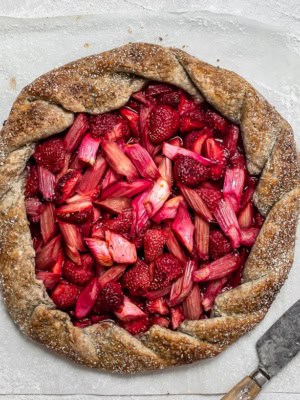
[0,1,299,400]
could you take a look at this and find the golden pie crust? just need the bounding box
[0,43,299,373]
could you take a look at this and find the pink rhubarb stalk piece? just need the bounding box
[130,189,151,237]
[144,177,171,218]
[85,238,113,266]
[238,202,254,229]
[125,143,160,180]
[193,252,241,282]
[25,197,44,222]
[94,197,131,214]
[139,105,157,156]
[120,107,140,137]
[64,113,88,153]
[101,179,152,200]
[75,278,100,319]
[194,214,210,260]
[58,221,85,252]
[172,203,194,253]
[202,278,228,311]
[158,157,173,186]
[169,260,197,306]
[114,297,146,322]
[162,142,215,167]
[52,250,64,275]
[78,133,101,166]
[101,168,120,190]
[98,265,127,290]
[178,184,213,222]
[36,271,61,290]
[56,170,82,204]
[102,140,139,181]
[38,166,56,201]
[105,230,137,264]
[35,235,61,271]
[65,244,81,265]
[224,125,239,157]
[40,202,57,243]
[66,194,92,204]
[241,177,257,209]
[77,155,107,195]
[145,285,172,300]
[223,167,246,213]
[152,196,183,223]
[170,306,184,330]
[214,199,241,249]
[240,227,259,247]
[165,229,187,263]
[183,284,203,320]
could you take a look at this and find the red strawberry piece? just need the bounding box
[90,314,112,324]
[157,91,180,107]
[144,229,166,262]
[57,201,93,224]
[209,230,232,260]
[55,170,82,204]
[148,105,180,144]
[36,271,61,290]
[133,220,152,249]
[230,149,247,169]
[146,297,169,315]
[63,254,95,286]
[254,212,265,228]
[73,318,92,328]
[170,306,184,329]
[204,138,227,180]
[51,281,80,310]
[122,260,151,296]
[150,254,184,290]
[121,316,150,335]
[184,128,213,154]
[89,112,129,140]
[103,209,133,235]
[119,108,140,137]
[205,109,228,133]
[24,164,39,198]
[96,281,124,313]
[75,278,100,319]
[151,315,170,328]
[180,109,206,133]
[173,155,209,187]
[197,186,223,213]
[224,124,239,157]
[33,138,66,174]
[178,92,199,115]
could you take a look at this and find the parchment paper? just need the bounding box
[0,11,299,396]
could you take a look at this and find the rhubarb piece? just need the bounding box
[65,245,81,265]
[169,260,197,306]
[146,83,175,96]
[240,227,259,247]
[77,155,107,196]
[158,157,173,186]
[106,230,137,264]
[151,254,184,290]
[130,189,151,237]
[238,202,254,229]
[66,194,92,204]
[52,250,64,275]
[64,113,88,152]
[204,138,227,180]
[144,177,170,217]
[94,197,131,214]
[102,140,138,181]
[184,127,212,154]
[38,166,56,201]
[34,138,66,174]
[209,230,232,260]
[193,252,241,282]
[224,125,239,157]
[206,109,228,133]
[51,281,80,310]
[58,221,85,252]
[183,284,202,320]
[145,285,172,300]
[194,215,210,260]
[146,298,169,315]
[24,164,39,198]
[223,167,246,213]
[172,203,194,253]
[125,143,160,180]
[197,185,223,213]
[101,179,152,200]
[144,229,166,262]
[152,196,183,223]
[131,90,149,105]
[139,105,157,155]
[78,133,101,166]
[122,260,151,296]
[114,297,146,322]
[96,282,124,312]
[36,271,61,290]
[180,109,206,132]
[101,168,120,190]
[120,107,140,137]
[179,184,213,221]
[202,278,228,311]
[69,152,85,170]
[55,170,82,204]
[214,199,241,249]
[57,200,93,224]
[173,155,210,187]
[241,177,257,209]
[151,315,170,328]
[25,197,44,222]
[165,229,187,263]
[148,105,180,144]
[228,248,248,288]
[98,265,127,290]
[170,306,184,329]
[40,202,57,243]
[35,235,61,271]
[75,278,100,318]
[85,238,113,267]
[162,142,214,166]
[63,254,95,286]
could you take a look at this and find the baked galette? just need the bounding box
[0,43,299,373]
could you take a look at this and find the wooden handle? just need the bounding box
[220,376,261,400]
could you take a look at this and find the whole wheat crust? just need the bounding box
[0,43,299,373]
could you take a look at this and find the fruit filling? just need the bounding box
[25,82,264,334]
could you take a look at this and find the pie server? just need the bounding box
[220,299,300,399]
